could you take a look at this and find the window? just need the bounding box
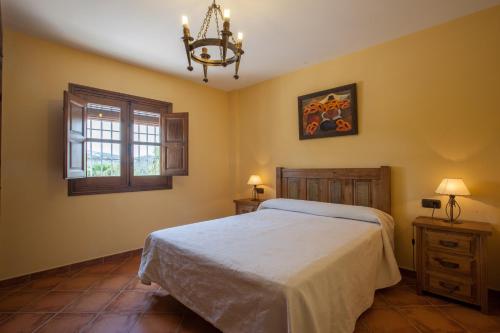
[64,84,188,195]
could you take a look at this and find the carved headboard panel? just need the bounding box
[276,166,391,214]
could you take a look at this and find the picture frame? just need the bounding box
[298,83,358,140]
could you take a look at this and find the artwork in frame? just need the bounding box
[298,83,358,140]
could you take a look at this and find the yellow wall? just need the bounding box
[0,30,233,280]
[229,7,500,288]
[2,6,500,289]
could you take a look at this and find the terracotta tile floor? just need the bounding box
[0,254,499,332]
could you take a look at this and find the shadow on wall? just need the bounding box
[46,99,65,197]
[471,181,500,209]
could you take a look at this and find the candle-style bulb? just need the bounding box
[223,9,231,21]
[237,32,243,41]
[182,16,189,27]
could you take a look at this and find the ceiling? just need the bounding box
[3,0,500,91]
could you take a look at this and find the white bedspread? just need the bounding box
[139,199,401,333]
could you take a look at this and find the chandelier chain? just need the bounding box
[197,6,212,40]
[214,7,223,61]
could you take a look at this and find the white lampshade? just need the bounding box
[247,175,262,186]
[435,178,470,196]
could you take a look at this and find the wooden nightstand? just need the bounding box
[233,198,263,215]
[413,216,493,313]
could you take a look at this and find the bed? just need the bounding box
[139,166,401,333]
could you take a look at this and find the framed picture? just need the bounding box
[298,83,358,140]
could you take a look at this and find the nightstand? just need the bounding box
[233,198,263,215]
[413,216,493,313]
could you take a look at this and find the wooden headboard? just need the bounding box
[276,166,391,214]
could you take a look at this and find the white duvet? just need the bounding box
[139,199,401,333]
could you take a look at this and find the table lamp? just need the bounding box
[435,178,470,223]
[247,175,263,201]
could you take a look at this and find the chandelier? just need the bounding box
[181,1,244,83]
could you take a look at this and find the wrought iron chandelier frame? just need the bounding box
[181,1,244,83]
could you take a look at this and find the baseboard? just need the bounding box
[0,248,143,288]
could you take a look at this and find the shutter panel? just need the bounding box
[162,112,188,176]
[63,91,87,179]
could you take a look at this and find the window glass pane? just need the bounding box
[102,121,111,131]
[85,102,122,177]
[91,129,101,139]
[102,142,112,155]
[133,144,160,176]
[92,120,101,129]
[112,143,121,159]
[132,110,161,176]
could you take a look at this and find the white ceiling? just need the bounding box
[3,0,500,91]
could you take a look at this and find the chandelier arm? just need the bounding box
[234,44,241,79]
[202,64,208,82]
[182,36,194,71]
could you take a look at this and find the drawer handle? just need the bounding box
[439,240,459,248]
[439,281,459,293]
[434,258,460,269]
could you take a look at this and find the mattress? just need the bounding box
[139,199,401,333]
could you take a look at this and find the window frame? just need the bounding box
[67,83,173,196]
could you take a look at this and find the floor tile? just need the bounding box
[0,290,47,312]
[372,291,390,308]
[362,308,419,332]
[145,292,186,314]
[0,313,12,323]
[83,313,140,333]
[126,278,160,291]
[0,291,10,302]
[21,276,67,290]
[105,291,152,313]
[130,313,183,333]
[36,313,94,333]
[20,291,81,312]
[54,274,102,291]
[0,313,54,333]
[400,306,467,333]
[179,313,221,333]
[380,285,431,306]
[64,290,116,313]
[443,305,500,333]
[425,293,454,306]
[113,261,140,275]
[92,275,133,291]
[80,262,122,274]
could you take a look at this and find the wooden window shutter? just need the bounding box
[63,91,87,179]
[162,112,188,176]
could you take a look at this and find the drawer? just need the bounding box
[237,205,256,214]
[425,229,475,256]
[426,273,475,303]
[426,251,475,276]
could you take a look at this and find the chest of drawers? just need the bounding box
[413,216,493,313]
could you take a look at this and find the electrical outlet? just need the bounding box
[421,199,441,209]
